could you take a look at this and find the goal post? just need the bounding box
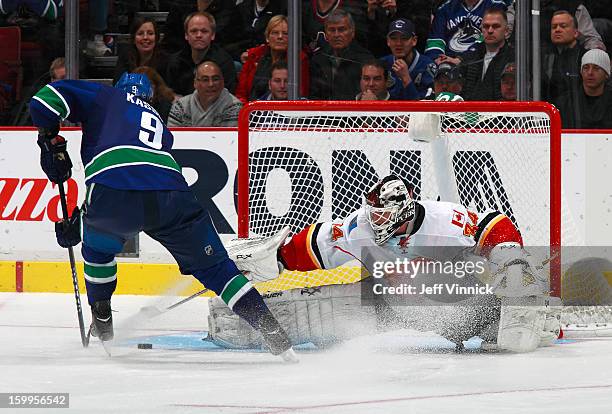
[237,100,563,296]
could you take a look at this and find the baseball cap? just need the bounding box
[581,49,611,76]
[501,62,516,78]
[435,62,462,81]
[387,18,415,37]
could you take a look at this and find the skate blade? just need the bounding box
[280,348,299,363]
[101,340,112,357]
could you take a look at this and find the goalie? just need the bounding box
[214,175,559,353]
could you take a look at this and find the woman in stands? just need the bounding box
[235,15,309,102]
[113,17,167,84]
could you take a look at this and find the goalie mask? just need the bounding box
[364,175,415,245]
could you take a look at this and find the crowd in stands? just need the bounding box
[0,0,611,129]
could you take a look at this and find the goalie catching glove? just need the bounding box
[486,243,550,297]
[225,226,291,282]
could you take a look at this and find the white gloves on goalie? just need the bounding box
[486,243,550,297]
[225,227,290,282]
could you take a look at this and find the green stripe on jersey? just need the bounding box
[84,146,181,180]
[34,85,69,119]
[221,274,253,309]
[425,38,446,53]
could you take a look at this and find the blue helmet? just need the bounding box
[115,72,153,101]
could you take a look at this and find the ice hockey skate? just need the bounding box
[89,300,113,342]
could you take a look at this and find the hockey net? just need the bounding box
[237,101,612,335]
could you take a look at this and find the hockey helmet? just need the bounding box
[115,72,153,101]
[364,175,415,245]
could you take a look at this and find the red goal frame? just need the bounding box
[237,100,563,296]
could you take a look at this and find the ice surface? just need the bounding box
[1,292,611,413]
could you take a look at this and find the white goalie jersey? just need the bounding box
[278,200,523,272]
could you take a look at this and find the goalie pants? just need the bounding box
[80,184,245,306]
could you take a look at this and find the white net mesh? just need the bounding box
[242,104,562,294]
[247,110,553,240]
[559,257,612,336]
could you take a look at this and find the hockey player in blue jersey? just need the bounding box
[29,73,297,361]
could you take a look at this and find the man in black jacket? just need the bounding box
[455,7,513,101]
[165,11,237,96]
[556,48,612,129]
[309,9,374,100]
[541,10,586,104]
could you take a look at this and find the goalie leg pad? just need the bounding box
[497,297,547,353]
[208,283,378,349]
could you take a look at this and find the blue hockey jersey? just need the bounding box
[425,0,510,60]
[30,80,189,191]
[380,51,436,100]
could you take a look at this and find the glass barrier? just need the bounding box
[0,1,610,128]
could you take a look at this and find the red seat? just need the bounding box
[0,26,23,101]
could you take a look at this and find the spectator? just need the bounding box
[380,18,435,100]
[165,11,237,96]
[456,8,514,101]
[584,0,612,50]
[302,0,400,57]
[424,61,464,98]
[234,0,287,58]
[542,10,586,104]
[49,57,66,81]
[426,0,510,64]
[556,49,612,128]
[162,0,241,56]
[356,60,390,100]
[500,62,516,100]
[540,1,605,51]
[113,17,167,84]
[132,66,176,124]
[167,61,242,127]
[309,9,374,100]
[236,15,309,103]
[261,61,289,100]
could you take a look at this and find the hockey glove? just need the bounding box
[55,206,81,248]
[37,127,72,184]
[226,227,290,282]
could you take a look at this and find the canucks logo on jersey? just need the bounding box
[448,18,483,55]
[30,80,188,192]
[425,0,510,58]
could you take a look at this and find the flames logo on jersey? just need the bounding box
[465,211,479,237]
[331,224,344,241]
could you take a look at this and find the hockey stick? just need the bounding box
[57,182,89,348]
[138,288,210,319]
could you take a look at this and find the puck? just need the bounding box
[137,343,153,349]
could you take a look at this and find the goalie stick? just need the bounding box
[137,288,210,319]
